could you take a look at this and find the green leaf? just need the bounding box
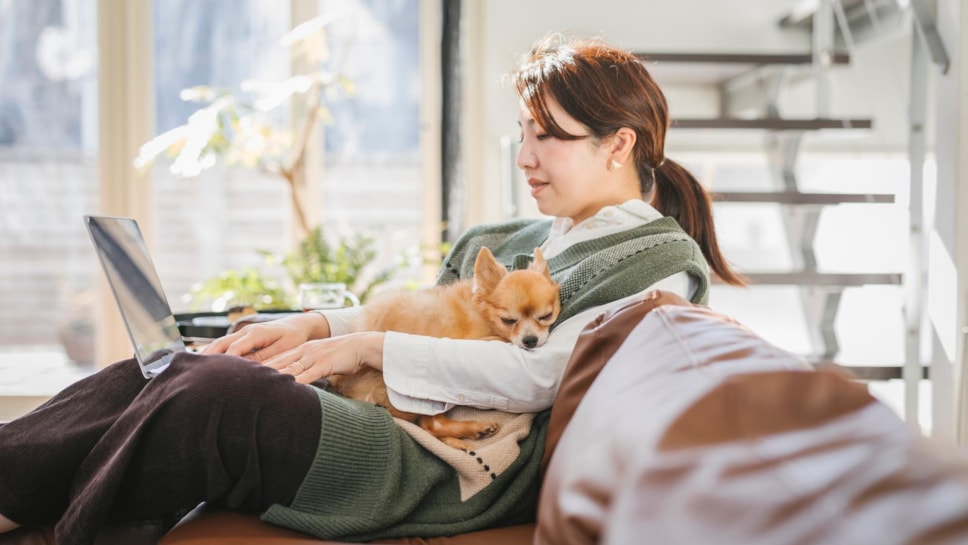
[188,267,292,311]
[279,226,410,303]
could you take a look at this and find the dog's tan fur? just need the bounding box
[328,247,560,449]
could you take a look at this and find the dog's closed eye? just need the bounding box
[501,317,518,326]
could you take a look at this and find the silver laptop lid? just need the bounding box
[84,215,186,378]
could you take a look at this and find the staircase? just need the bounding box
[634,0,912,381]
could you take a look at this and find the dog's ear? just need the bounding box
[473,246,506,294]
[529,247,551,278]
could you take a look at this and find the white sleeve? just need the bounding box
[382,271,694,415]
[315,306,363,337]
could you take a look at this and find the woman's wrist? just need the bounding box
[294,310,332,339]
[354,331,385,372]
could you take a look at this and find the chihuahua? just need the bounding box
[328,246,560,449]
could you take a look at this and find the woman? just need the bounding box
[0,35,743,544]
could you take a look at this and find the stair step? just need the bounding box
[739,272,903,286]
[636,51,852,86]
[779,0,877,29]
[814,362,929,381]
[636,51,850,66]
[713,191,895,205]
[672,118,873,131]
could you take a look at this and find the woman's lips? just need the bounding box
[528,178,549,197]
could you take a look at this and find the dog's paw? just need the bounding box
[475,422,500,439]
[441,437,472,451]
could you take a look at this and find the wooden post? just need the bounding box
[96,0,154,367]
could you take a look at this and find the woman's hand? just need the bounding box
[263,332,386,384]
[201,312,330,362]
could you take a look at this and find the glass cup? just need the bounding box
[298,282,360,311]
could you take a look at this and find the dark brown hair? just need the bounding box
[508,35,744,286]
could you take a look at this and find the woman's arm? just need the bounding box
[235,297,604,395]
[381,310,587,414]
[202,306,363,361]
[381,272,693,414]
[209,268,691,408]
[262,330,387,380]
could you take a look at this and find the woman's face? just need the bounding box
[516,98,638,224]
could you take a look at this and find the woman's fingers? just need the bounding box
[201,330,272,360]
[265,334,381,384]
[199,332,241,355]
[201,319,310,362]
[266,346,334,384]
[264,349,300,372]
[203,328,382,385]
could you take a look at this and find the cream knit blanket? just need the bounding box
[394,408,537,501]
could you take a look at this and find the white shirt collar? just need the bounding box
[549,199,662,234]
[542,200,664,258]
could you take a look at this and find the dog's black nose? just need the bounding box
[523,336,538,349]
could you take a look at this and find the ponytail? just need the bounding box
[650,159,746,286]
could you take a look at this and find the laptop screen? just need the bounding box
[85,215,186,377]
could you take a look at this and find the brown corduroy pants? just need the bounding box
[0,352,321,545]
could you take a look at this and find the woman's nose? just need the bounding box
[516,141,535,170]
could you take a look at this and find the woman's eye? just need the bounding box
[535,133,550,141]
[501,317,518,326]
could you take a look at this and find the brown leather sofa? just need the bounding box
[6,293,968,545]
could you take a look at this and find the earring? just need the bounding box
[608,159,622,171]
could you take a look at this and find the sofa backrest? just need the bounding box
[534,298,968,545]
[541,290,683,473]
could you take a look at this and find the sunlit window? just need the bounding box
[0,0,99,404]
[0,0,422,416]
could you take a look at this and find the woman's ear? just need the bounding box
[610,127,637,164]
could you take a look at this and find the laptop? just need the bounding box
[84,215,186,379]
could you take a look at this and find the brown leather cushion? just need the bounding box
[658,367,875,451]
[580,368,968,545]
[160,511,534,545]
[535,303,821,545]
[541,290,684,473]
[0,511,535,545]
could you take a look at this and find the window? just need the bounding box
[313,0,424,278]
[149,0,294,308]
[148,0,424,312]
[0,0,424,418]
[0,0,99,407]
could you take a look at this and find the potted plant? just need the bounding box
[187,226,412,312]
[187,268,292,312]
[134,15,352,237]
[134,15,415,313]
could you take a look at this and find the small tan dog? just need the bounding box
[328,246,560,449]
